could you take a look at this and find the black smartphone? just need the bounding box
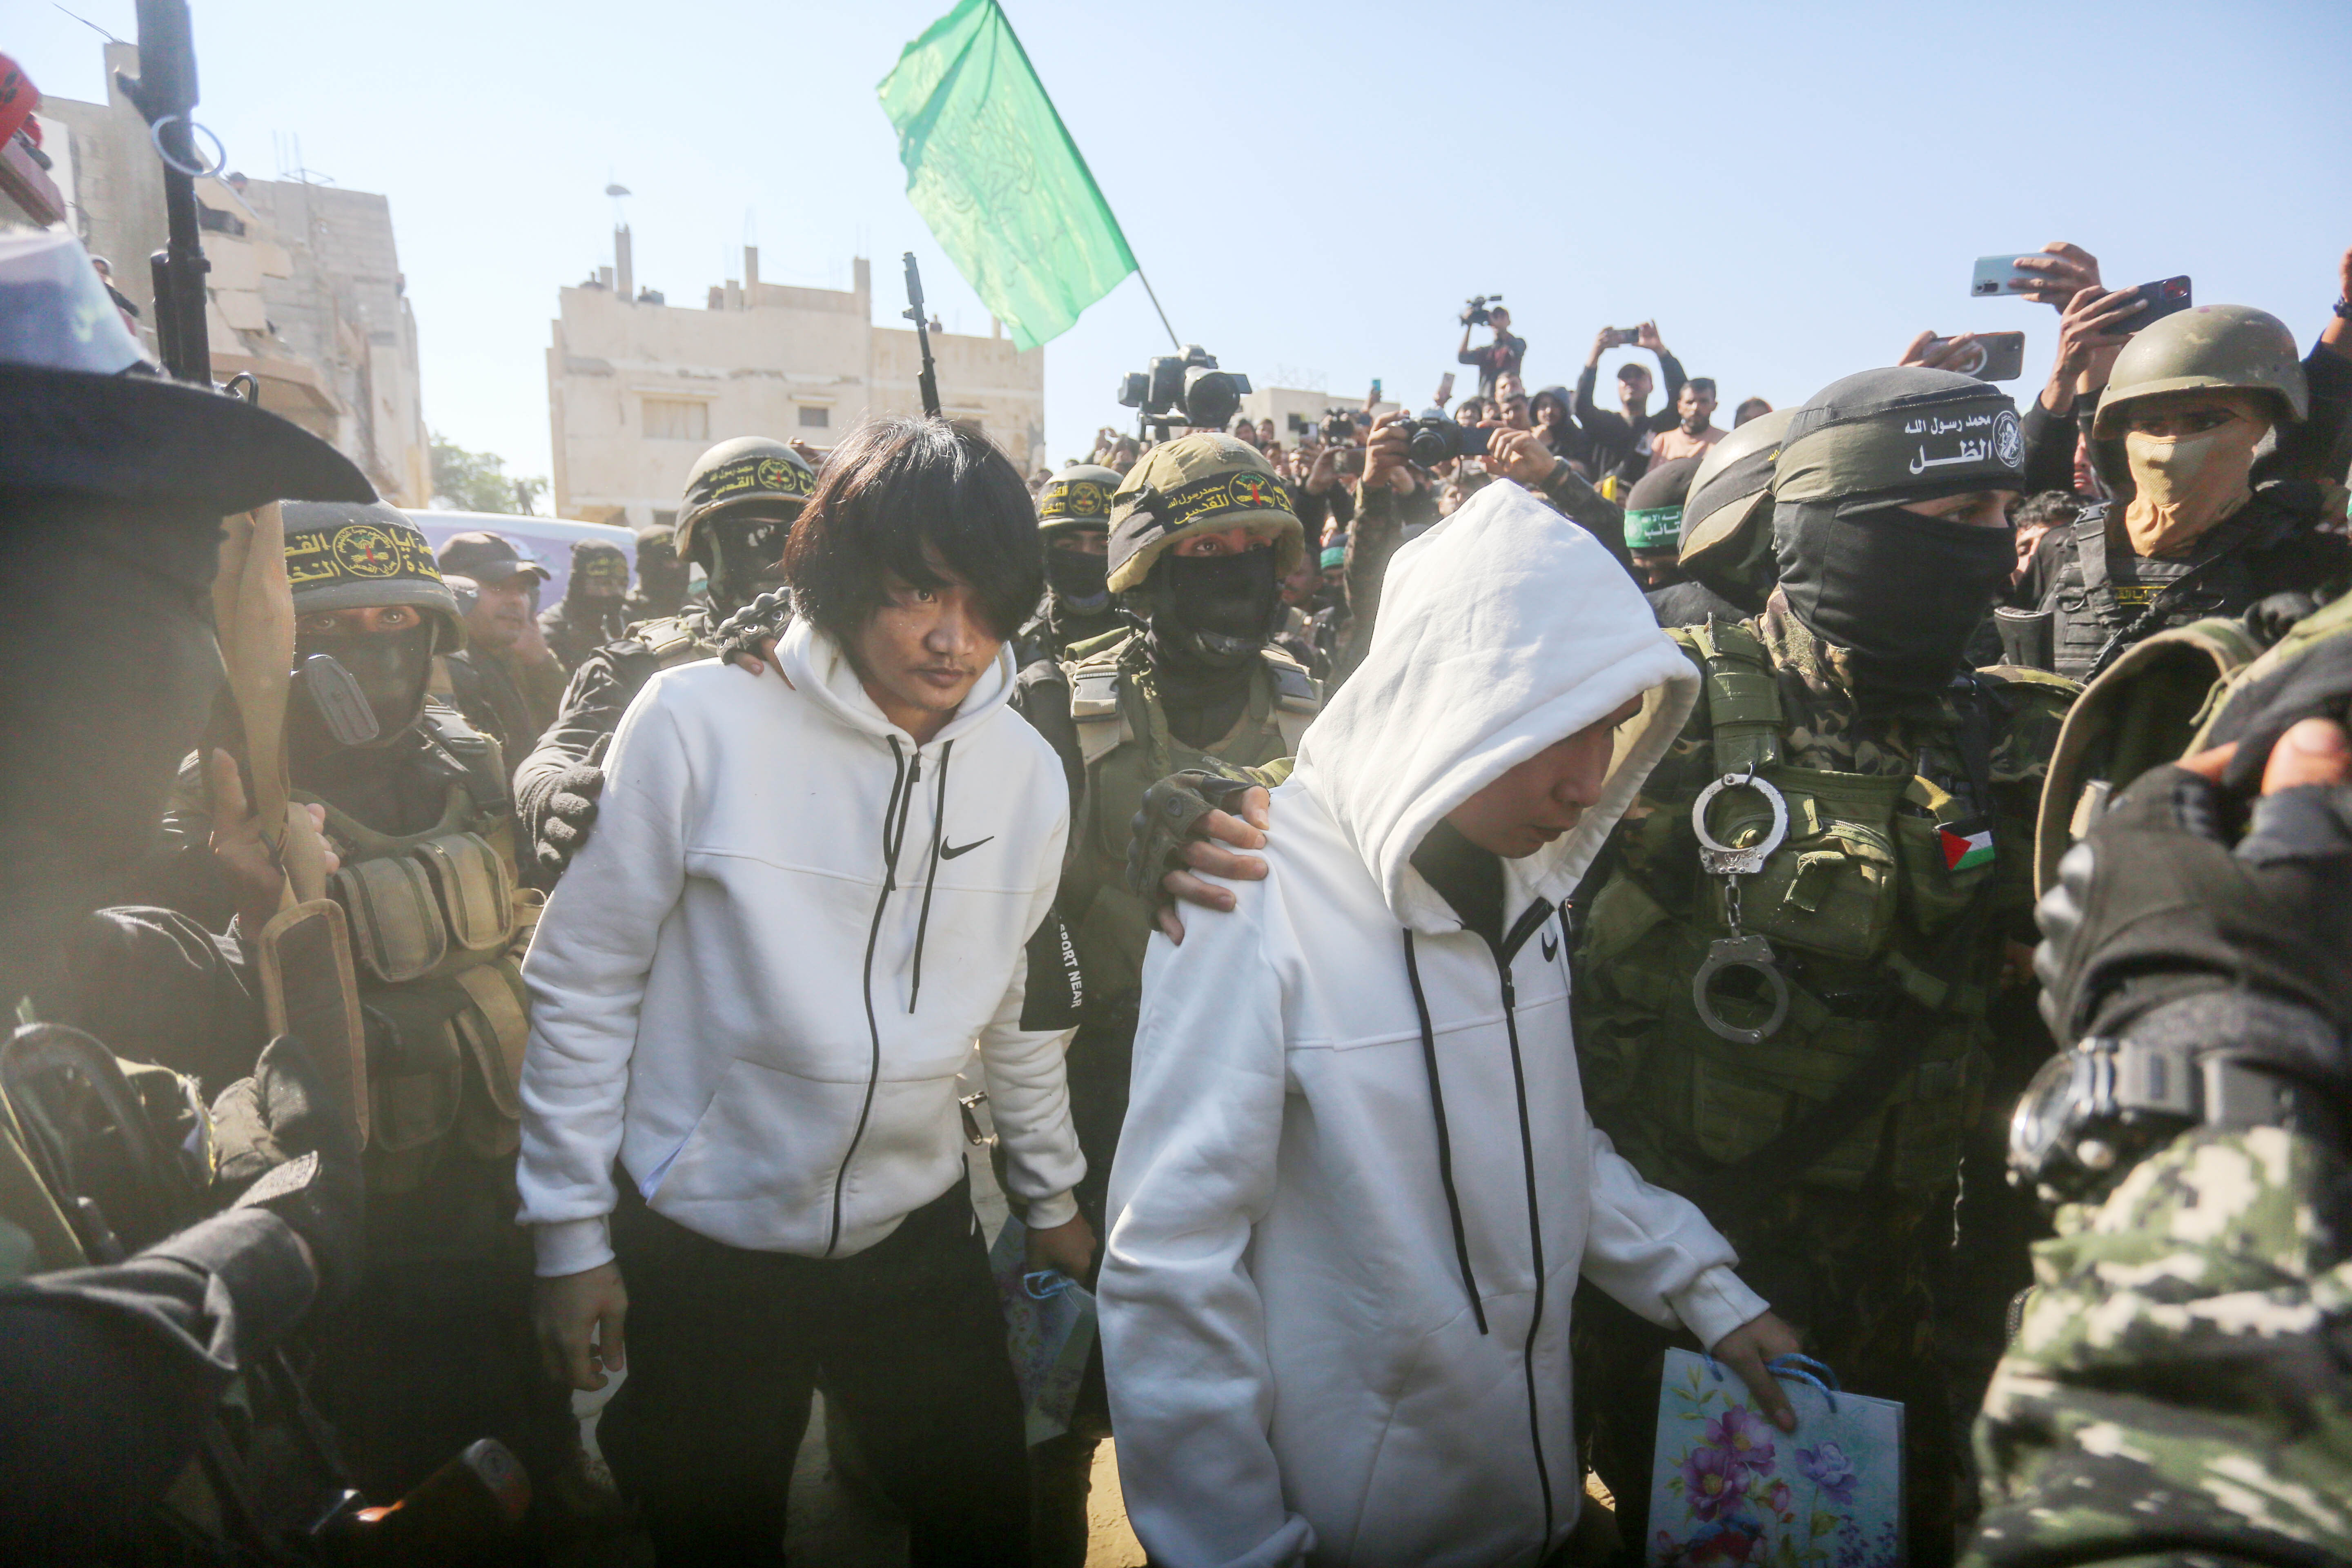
[1924,331,2026,382]
[2108,276,2192,334]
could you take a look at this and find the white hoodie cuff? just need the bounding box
[1023,1189,1079,1232]
[534,1216,616,1278]
[1669,1264,1771,1352]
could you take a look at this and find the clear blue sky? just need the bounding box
[18,0,2350,492]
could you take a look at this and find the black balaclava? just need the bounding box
[631,530,690,618]
[1771,368,2025,702]
[699,506,795,617]
[1148,550,1281,670]
[1045,540,1112,616]
[1145,551,1280,748]
[290,623,437,756]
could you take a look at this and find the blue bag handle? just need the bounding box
[1023,1269,1077,1300]
[1701,1351,1842,1413]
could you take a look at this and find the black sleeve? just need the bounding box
[513,650,644,851]
[52,906,265,1094]
[1325,482,1356,528]
[0,1207,316,1561]
[1457,345,1486,369]
[1573,363,1604,426]
[2019,396,2080,497]
[2024,519,2076,611]
[1290,483,1328,541]
[1538,460,1635,574]
[1648,351,1690,434]
[2259,342,2352,486]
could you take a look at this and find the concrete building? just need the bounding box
[548,233,1046,529]
[26,42,432,507]
[1238,385,1402,445]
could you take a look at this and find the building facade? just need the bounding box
[27,42,432,507]
[548,236,1046,528]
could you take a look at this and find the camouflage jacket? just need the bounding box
[1970,1125,2352,1568]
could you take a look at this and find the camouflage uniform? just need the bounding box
[1572,596,2074,1566]
[1969,1125,2352,1568]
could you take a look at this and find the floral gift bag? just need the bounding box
[1644,1348,1904,1568]
[988,1215,1098,1446]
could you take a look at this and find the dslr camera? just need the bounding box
[1460,293,1503,327]
[1320,409,1359,445]
[1117,345,1252,437]
[1405,410,1492,468]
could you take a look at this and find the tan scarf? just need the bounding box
[2121,415,2265,557]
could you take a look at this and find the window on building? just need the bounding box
[642,398,710,441]
[797,405,829,429]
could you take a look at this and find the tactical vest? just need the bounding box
[305,709,538,1195]
[1580,621,2036,1196]
[1061,632,1317,1014]
[2038,497,2297,682]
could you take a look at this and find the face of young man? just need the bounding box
[1619,365,1653,406]
[1445,697,1641,858]
[850,564,1002,741]
[1677,384,1718,434]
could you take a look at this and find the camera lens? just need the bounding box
[1406,420,1455,468]
[1184,369,1243,433]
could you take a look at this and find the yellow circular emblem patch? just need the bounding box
[332,524,403,578]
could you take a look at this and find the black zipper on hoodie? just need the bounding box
[1402,892,1564,1545]
[836,737,920,1258]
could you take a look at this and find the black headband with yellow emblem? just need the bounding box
[279,500,463,630]
[1106,439,1305,593]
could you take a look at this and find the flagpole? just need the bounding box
[1133,265,1180,350]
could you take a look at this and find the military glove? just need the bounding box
[210,1034,365,1308]
[535,764,604,876]
[2205,622,2352,793]
[2034,763,2352,1049]
[713,588,795,670]
[1125,770,1261,900]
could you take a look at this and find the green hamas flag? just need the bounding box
[878,0,1136,351]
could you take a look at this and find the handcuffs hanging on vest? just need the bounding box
[1690,766,1792,1045]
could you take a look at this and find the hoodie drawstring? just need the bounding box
[836,736,919,1257]
[1402,929,1488,1336]
[908,739,953,1013]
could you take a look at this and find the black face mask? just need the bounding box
[1147,550,1280,670]
[703,511,792,615]
[291,624,435,753]
[1775,501,2013,701]
[1044,546,1111,616]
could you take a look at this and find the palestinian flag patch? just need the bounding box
[1939,817,1996,872]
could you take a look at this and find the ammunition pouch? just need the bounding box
[1992,606,2054,670]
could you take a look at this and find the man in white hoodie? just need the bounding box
[1098,480,1797,1568]
[517,417,1091,1565]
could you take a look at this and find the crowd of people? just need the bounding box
[4,206,2352,1568]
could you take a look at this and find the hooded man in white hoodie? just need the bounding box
[1098,480,1798,1568]
[517,417,1092,1566]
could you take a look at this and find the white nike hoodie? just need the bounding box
[516,615,1083,1277]
[1098,481,1766,1568]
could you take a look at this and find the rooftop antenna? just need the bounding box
[53,3,123,43]
[605,174,630,227]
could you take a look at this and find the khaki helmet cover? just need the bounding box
[1105,434,1305,594]
[2092,305,2308,439]
[674,437,818,558]
[281,500,465,648]
[1679,406,1795,602]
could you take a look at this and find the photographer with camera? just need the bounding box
[1456,296,1525,398]
[1575,320,1693,486]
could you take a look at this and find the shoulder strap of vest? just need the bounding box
[1066,655,1130,770]
[633,615,709,667]
[2072,505,2117,606]
[420,706,512,824]
[1677,617,1782,773]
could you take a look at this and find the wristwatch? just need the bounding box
[2007,1034,2324,1206]
[2334,296,2352,320]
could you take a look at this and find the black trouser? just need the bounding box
[598,1180,1031,1567]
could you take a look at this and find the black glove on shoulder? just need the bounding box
[713,588,795,670]
[535,762,605,876]
[209,1035,364,1309]
[1124,769,1264,901]
[2034,763,2352,1050]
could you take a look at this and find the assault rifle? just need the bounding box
[903,251,942,418]
[116,0,210,384]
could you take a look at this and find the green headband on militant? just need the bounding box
[1624,505,1685,550]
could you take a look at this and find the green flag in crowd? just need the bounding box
[878,0,1136,351]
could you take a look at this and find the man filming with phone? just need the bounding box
[1575,320,1693,486]
[1457,298,1525,398]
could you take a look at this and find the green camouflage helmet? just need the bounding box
[2092,305,2308,439]
[281,501,464,649]
[1037,463,1123,537]
[1107,434,1304,593]
[674,437,818,558]
[1679,406,1793,609]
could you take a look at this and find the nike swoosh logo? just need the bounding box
[1541,931,1559,962]
[939,836,993,860]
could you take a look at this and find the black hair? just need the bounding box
[782,416,1042,645]
[2010,489,2086,530]
[1686,377,1717,398]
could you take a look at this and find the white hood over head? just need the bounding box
[1294,479,1699,932]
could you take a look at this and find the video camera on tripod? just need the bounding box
[1116,345,1252,438]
